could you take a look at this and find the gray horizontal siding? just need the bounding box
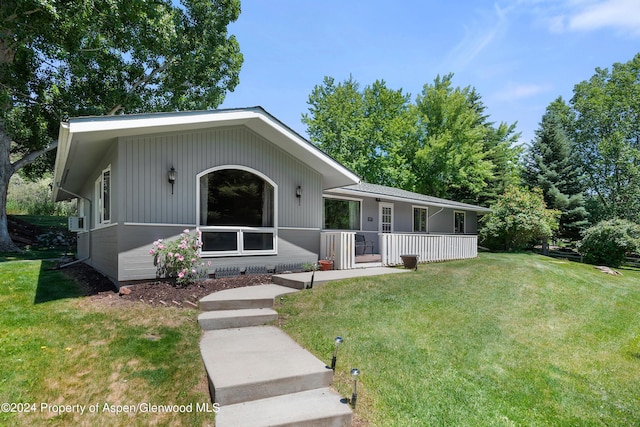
[120,126,323,229]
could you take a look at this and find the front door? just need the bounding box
[379,203,393,233]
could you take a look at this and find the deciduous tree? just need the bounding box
[569,53,640,223]
[0,0,243,251]
[302,76,415,188]
[303,74,521,204]
[413,74,494,202]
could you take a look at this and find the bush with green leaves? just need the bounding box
[7,174,75,216]
[149,229,210,286]
[578,219,640,267]
[480,186,560,251]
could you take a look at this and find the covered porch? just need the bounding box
[320,231,478,270]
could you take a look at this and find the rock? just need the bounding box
[119,286,132,295]
[594,266,622,276]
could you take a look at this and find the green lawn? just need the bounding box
[277,253,640,426]
[1,215,74,262]
[0,260,212,427]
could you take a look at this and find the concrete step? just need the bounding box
[200,326,333,405]
[215,387,352,427]
[273,266,411,290]
[198,308,278,330]
[199,284,298,311]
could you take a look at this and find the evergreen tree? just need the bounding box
[523,98,588,239]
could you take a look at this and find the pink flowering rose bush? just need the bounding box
[149,229,210,285]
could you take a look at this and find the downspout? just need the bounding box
[56,185,92,269]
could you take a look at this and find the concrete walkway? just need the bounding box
[198,267,413,426]
[272,266,412,289]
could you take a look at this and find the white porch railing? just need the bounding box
[380,233,478,266]
[320,231,478,270]
[320,232,356,270]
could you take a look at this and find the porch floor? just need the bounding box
[355,253,382,263]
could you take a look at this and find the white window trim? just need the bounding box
[412,205,429,233]
[196,165,278,257]
[322,195,363,231]
[94,165,111,227]
[454,211,466,234]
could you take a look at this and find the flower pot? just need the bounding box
[318,260,333,271]
[400,254,419,270]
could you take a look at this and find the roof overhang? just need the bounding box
[53,107,360,201]
[326,186,492,214]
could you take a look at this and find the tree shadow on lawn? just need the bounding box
[34,261,117,304]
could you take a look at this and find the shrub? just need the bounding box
[150,229,210,285]
[480,186,560,251]
[578,219,640,267]
[7,174,75,216]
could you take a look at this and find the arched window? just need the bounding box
[198,167,277,255]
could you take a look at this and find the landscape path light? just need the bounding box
[351,367,360,409]
[331,336,343,371]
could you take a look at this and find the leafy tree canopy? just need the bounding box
[569,52,640,223]
[302,76,415,188]
[0,0,243,251]
[303,74,521,205]
[414,74,521,204]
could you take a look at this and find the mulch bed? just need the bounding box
[59,262,272,309]
[8,215,273,309]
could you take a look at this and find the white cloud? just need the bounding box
[443,3,511,71]
[529,0,640,36]
[493,82,552,101]
[568,0,640,35]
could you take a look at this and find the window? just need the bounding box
[198,168,276,255]
[323,198,360,230]
[95,166,111,226]
[454,211,466,234]
[413,207,428,232]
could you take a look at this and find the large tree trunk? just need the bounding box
[0,126,57,253]
[0,129,20,252]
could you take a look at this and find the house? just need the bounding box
[321,183,490,269]
[53,107,489,285]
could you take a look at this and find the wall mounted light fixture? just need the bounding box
[168,167,176,195]
[296,185,302,205]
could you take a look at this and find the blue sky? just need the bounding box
[219,0,640,145]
